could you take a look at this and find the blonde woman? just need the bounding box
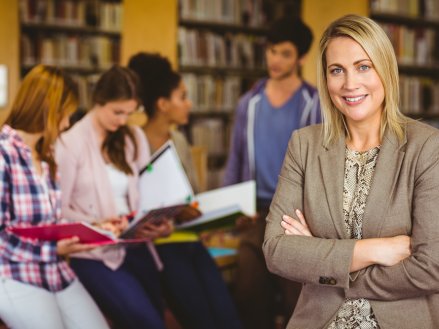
[264,15,439,329]
[0,65,109,329]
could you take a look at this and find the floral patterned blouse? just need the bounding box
[327,146,381,329]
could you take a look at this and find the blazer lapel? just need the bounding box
[319,136,349,239]
[362,129,406,238]
[83,115,118,218]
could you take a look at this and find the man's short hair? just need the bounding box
[266,16,313,58]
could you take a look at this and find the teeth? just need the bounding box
[345,95,365,102]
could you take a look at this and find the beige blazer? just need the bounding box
[56,113,161,270]
[263,120,439,329]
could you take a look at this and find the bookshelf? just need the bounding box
[178,0,301,188]
[19,0,123,110]
[370,0,439,122]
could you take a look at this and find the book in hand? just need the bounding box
[136,141,256,232]
[9,222,150,246]
[120,203,201,239]
[175,180,256,232]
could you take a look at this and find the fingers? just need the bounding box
[281,214,312,237]
[295,209,309,228]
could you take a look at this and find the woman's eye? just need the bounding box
[330,67,342,74]
[359,64,370,71]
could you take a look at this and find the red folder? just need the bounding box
[9,222,149,246]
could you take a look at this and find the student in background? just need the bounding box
[128,52,242,329]
[264,14,439,329]
[223,16,321,329]
[0,65,109,329]
[56,65,172,329]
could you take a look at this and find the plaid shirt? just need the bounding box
[0,125,75,292]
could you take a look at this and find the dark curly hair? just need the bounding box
[266,16,313,58]
[128,52,181,118]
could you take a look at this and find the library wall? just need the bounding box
[0,0,20,124]
[302,0,368,85]
[121,0,178,66]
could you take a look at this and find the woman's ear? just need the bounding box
[156,97,169,113]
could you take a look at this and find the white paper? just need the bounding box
[136,141,194,220]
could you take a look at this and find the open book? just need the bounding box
[133,140,256,232]
[120,141,202,238]
[9,222,150,246]
[176,180,256,231]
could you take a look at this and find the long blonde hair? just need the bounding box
[6,65,78,179]
[317,14,407,147]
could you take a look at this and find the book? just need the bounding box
[134,141,256,232]
[119,141,202,238]
[176,180,256,232]
[120,203,201,239]
[9,222,149,246]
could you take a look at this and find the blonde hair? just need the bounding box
[317,14,407,147]
[6,65,78,179]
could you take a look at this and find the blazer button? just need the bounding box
[319,276,328,284]
[329,278,337,285]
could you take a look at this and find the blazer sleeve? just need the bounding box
[346,132,439,300]
[223,97,246,186]
[55,138,96,222]
[263,130,357,289]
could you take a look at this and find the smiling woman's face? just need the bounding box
[326,36,385,128]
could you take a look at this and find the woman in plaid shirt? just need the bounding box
[0,65,109,329]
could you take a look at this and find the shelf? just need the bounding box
[21,22,121,37]
[21,63,110,75]
[180,65,266,77]
[190,111,234,120]
[208,154,228,168]
[370,13,439,29]
[398,64,439,78]
[179,19,267,35]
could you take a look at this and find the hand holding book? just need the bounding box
[56,236,97,255]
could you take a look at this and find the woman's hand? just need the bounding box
[134,219,174,240]
[93,217,128,237]
[281,209,313,237]
[57,236,95,255]
[351,235,411,272]
[374,235,411,266]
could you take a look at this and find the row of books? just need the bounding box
[183,74,242,112]
[400,75,439,114]
[191,119,228,157]
[371,0,439,19]
[71,74,100,110]
[21,34,120,71]
[179,27,266,69]
[19,0,123,31]
[380,23,438,65]
[179,0,265,27]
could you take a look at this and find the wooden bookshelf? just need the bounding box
[19,0,122,110]
[179,19,268,35]
[178,0,303,188]
[370,0,439,119]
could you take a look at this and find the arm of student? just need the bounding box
[55,139,95,222]
[263,131,356,289]
[346,132,439,300]
[223,98,247,186]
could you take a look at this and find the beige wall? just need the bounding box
[121,0,178,67]
[302,0,369,85]
[0,0,20,123]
